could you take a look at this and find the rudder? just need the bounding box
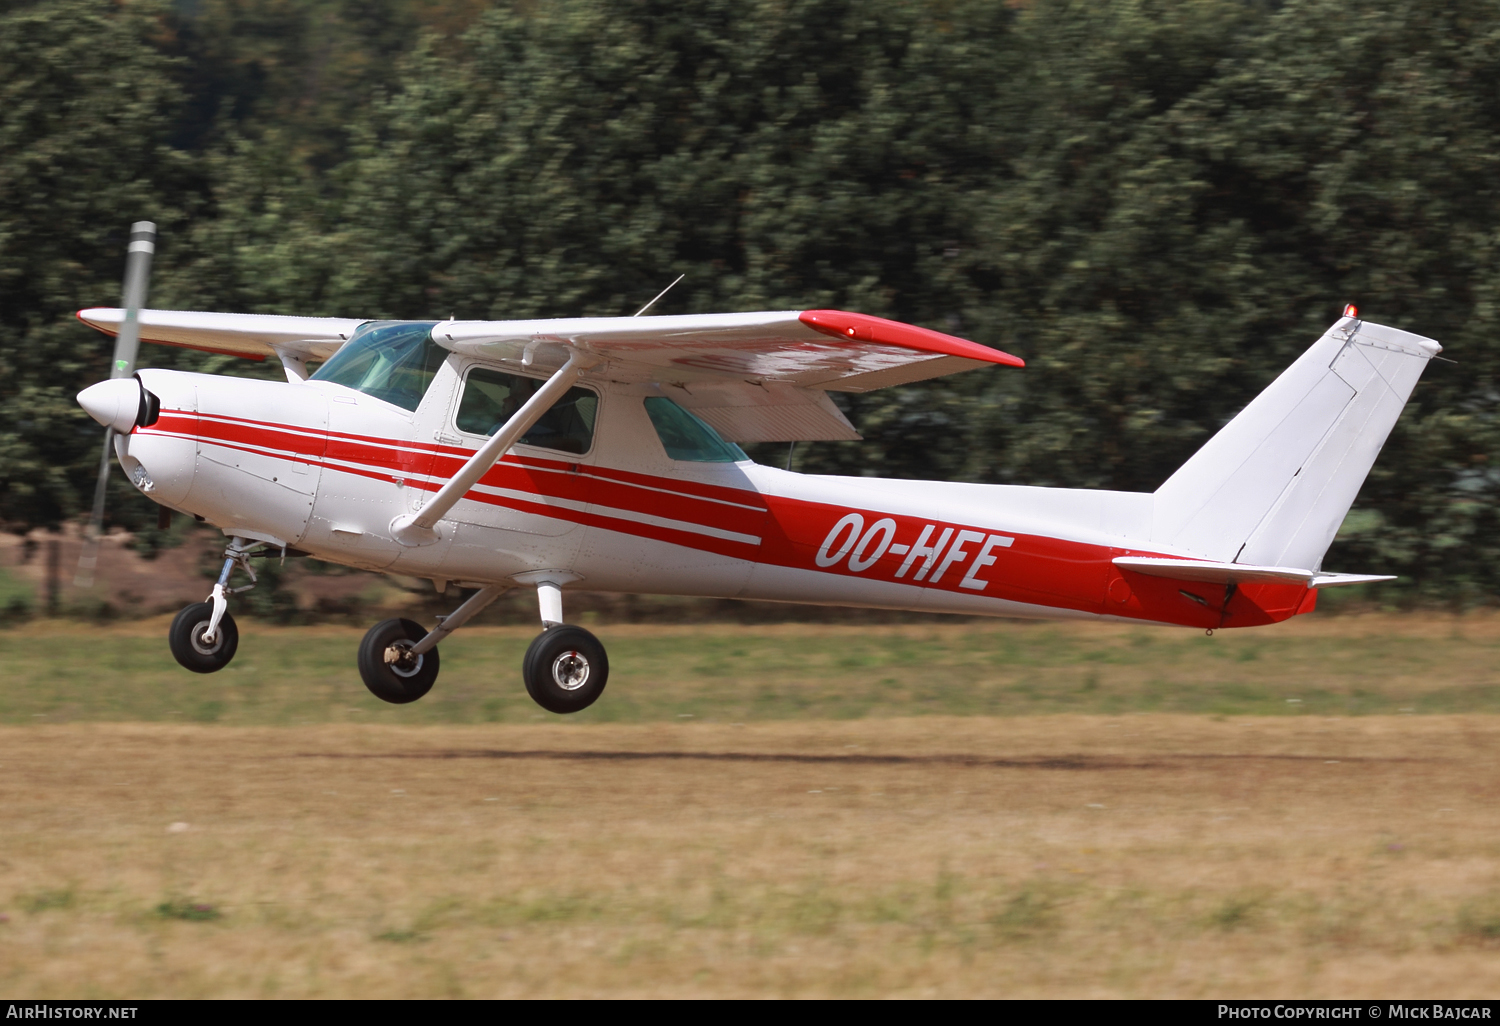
[1151,315,1440,570]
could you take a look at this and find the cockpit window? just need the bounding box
[309,321,445,412]
[643,397,748,463]
[455,367,598,455]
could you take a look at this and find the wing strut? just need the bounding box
[389,351,598,547]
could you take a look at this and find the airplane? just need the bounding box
[74,298,1439,713]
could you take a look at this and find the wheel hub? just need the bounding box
[190,621,223,656]
[383,642,424,678]
[551,650,590,691]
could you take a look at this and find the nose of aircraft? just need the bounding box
[77,378,142,434]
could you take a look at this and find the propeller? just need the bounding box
[75,221,155,588]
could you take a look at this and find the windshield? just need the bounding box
[310,321,445,412]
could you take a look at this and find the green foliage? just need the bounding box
[976,0,1500,595]
[0,0,197,530]
[7,0,1500,596]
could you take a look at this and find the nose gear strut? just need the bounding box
[202,538,264,646]
[168,536,270,673]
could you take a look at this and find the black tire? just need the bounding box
[169,601,239,673]
[357,618,439,704]
[523,625,608,714]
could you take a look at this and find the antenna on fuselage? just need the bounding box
[632,273,685,317]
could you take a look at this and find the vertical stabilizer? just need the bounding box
[1152,315,1439,570]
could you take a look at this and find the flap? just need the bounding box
[667,380,861,442]
[77,308,364,362]
[432,309,1021,392]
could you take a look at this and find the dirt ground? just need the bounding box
[1,715,1498,997]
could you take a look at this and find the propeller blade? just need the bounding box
[76,221,155,588]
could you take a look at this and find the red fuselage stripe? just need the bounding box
[138,411,1311,627]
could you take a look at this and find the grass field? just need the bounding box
[6,611,1500,724]
[1,615,1499,996]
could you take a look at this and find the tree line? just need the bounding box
[4,0,1500,599]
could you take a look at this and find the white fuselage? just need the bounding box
[114,353,1312,632]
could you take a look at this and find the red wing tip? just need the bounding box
[799,309,1023,367]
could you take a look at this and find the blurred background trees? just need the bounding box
[4,0,1500,599]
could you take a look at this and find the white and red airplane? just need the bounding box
[74,302,1439,713]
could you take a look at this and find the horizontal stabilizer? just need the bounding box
[1114,557,1393,589]
[1114,557,1314,586]
[1306,572,1396,589]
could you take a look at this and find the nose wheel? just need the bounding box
[168,601,239,673]
[523,625,609,714]
[168,536,263,673]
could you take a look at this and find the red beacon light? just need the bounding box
[1343,303,1359,319]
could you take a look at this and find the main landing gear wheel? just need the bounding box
[358,618,439,704]
[523,625,608,714]
[168,601,239,673]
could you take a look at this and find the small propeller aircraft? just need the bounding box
[75,282,1439,713]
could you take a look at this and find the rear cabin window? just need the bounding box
[309,321,444,412]
[643,397,748,463]
[455,367,598,455]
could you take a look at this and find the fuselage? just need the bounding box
[117,361,1313,631]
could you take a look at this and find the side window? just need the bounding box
[455,367,598,456]
[643,397,747,463]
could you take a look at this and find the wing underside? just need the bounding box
[76,308,362,362]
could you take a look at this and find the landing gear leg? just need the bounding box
[168,537,262,673]
[356,584,507,704]
[516,574,608,714]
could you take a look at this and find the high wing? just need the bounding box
[433,309,1022,443]
[76,308,363,362]
[77,306,1022,443]
[431,309,1022,392]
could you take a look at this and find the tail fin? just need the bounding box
[1152,315,1440,570]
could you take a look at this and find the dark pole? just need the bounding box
[46,536,60,617]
